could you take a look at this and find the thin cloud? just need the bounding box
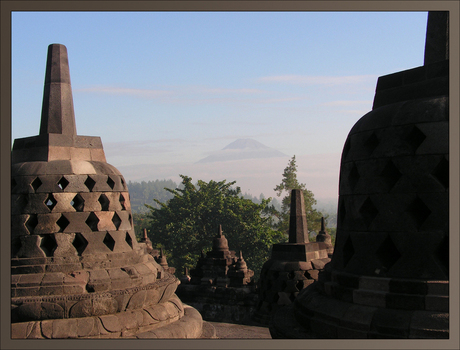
[257,74,378,86]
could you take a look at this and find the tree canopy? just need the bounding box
[144,175,286,279]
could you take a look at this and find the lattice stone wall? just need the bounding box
[11,161,137,264]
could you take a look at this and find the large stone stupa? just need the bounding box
[269,11,450,339]
[10,44,203,339]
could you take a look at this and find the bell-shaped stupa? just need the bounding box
[270,12,449,339]
[11,44,203,339]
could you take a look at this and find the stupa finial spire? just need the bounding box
[39,44,77,136]
[217,224,223,237]
[288,189,309,243]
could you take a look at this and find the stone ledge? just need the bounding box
[11,296,198,339]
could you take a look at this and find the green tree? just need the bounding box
[274,155,325,239]
[145,175,286,280]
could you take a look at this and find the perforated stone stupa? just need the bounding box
[11,44,203,339]
[253,189,331,324]
[270,12,450,339]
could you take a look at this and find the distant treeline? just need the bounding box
[127,179,178,213]
[127,179,283,214]
[127,179,336,228]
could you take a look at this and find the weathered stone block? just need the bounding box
[93,297,118,316]
[340,304,377,332]
[39,285,64,296]
[426,280,449,296]
[90,148,106,162]
[43,160,74,175]
[126,290,147,310]
[40,320,53,338]
[17,273,45,287]
[34,213,61,234]
[68,160,96,175]
[94,211,116,231]
[61,212,91,233]
[69,146,91,160]
[11,214,30,237]
[76,317,96,337]
[23,193,49,214]
[99,314,122,333]
[425,295,449,312]
[353,289,386,308]
[370,308,413,337]
[12,264,46,275]
[359,275,390,292]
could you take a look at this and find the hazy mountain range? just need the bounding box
[196,138,288,163]
[115,138,341,202]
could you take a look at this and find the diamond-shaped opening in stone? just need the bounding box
[376,234,401,272]
[112,212,122,230]
[125,232,133,249]
[45,193,57,212]
[435,234,449,276]
[272,293,280,303]
[296,280,304,292]
[407,125,426,153]
[107,176,115,190]
[359,197,379,229]
[84,176,96,192]
[71,194,85,212]
[119,194,126,210]
[120,177,126,189]
[72,232,88,255]
[289,293,297,302]
[406,196,431,230]
[56,214,70,232]
[11,178,17,191]
[31,177,42,192]
[85,212,100,231]
[25,214,38,234]
[342,138,351,159]
[342,235,355,268]
[349,163,360,191]
[98,194,110,211]
[57,176,69,190]
[432,157,449,189]
[103,232,116,251]
[40,234,57,257]
[364,132,379,155]
[381,160,402,191]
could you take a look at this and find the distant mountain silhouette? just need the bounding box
[196,138,288,163]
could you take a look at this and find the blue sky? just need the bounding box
[11,11,429,200]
